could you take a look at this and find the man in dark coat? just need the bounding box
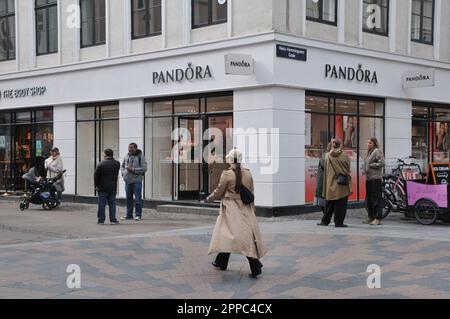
[94,149,121,225]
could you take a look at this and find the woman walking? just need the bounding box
[45,147,65,202]
[207,149,267,279]
[363,138,385,226]
[320,138,352,227]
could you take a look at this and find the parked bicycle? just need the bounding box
[381,157,425,219]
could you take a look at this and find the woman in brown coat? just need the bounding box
[318,138,352,227]
[207,149,267,278]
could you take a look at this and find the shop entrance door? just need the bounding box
[176,117,201,200]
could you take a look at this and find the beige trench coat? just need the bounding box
[207,167,267,259]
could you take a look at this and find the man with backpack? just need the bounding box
[121,143,147,221]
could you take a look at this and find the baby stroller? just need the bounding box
[19,170,66,211]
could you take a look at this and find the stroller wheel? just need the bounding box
[42,202,51,210]
[19,202,29,211]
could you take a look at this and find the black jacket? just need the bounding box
[94,158,121,193]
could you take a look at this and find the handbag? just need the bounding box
[329,156,349,186]
[232,170,255,205]
[239,184,255,205]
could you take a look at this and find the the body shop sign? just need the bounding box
[0,86,47,100]
[153,63,212,84]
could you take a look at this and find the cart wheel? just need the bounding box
[414,199,439,225]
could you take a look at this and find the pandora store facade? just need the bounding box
[1,33,450,214]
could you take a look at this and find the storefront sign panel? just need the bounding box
[407,181,447,208]
[225,53,254,75]
[0,86,47,100]
[402,69,435,89]
[152,63,212,85]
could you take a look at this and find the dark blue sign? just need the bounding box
[276,44,307,61]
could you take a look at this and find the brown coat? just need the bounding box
[207,167,267,259]
[322,149,353,201]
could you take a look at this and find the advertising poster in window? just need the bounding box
[0,136,5,149]
[435,122,449,162]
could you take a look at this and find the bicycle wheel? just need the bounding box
[414,199,439,225]
[380,189,392,219]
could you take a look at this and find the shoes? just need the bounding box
[97,221,104,225]
[135,216,141,221]
[317,222,329,226]
[249,266,262,279]
[212,262,227,271]
[370,219,382,226]
[110,221,119,225]
[120,216,133,220]
[335,224,348,228]
[362,218,374,224]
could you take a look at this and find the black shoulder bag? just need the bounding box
[233,170,255,205]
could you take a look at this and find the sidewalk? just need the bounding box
[1,200,450,299]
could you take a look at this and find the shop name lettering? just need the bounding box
[325,64,378,84]
[0,87,47,100]
[405,74,431,83]
[153,63,212,84]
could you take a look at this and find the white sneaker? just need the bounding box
[135,216,141,221]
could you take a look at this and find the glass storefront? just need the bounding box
[305,93,384,204]
[412,103,450,173]
[0,108,53,193]
[76,103,119,196]
[144,93,233,201]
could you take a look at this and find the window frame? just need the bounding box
[305,0,338,27]
[131,0,162,40]
[191,0,228,29]
[35,0,58,56]
[80,0,106,48]
[362,0,390,37]
[0,0,16,61]
[411,0,435,45]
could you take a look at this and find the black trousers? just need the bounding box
[321,196,348,226]
[366,179,383,220]
[214,253,262,274]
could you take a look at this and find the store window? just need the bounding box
[305,93,384,204]
[131,0,161,39]
[144,93,233,201]
[192,0,227,29]
[363,0,389,36]
[0,108,53,193]
[80,0,105,47]
[76,104,119,196]
[411,0,434,45]
[0,0,15,61]
[412,104,450,173]
[306,0,337,25]
[35,0,58,55]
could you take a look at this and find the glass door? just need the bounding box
[176,117,201,200]
[204,114,233,194]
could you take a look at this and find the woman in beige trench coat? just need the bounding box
[206,149,268,278]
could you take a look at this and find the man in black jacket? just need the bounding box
[94,149,121,225]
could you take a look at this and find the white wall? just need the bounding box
[234,87,306,207]
[53,104,76,195]
[384,98,412,171]
[119,99,144,198]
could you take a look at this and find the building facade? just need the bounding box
[1,0,450,214]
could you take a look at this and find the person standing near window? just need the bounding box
[315,143,332,216]
[121,143,147,221]
[95,149,121,225]
[45,147,64,202]
[320,138,352,227]
[363,138,385,226]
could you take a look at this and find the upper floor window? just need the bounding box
[0,0,15,61]
[363,0,389,36]
[132,0,161,39]
[192,0,227,29]
[35,0,58,55]
[81,0,105,48]
[306,0,337,25]
[411,0,434,45]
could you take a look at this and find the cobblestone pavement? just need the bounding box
[1,200,450,299]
